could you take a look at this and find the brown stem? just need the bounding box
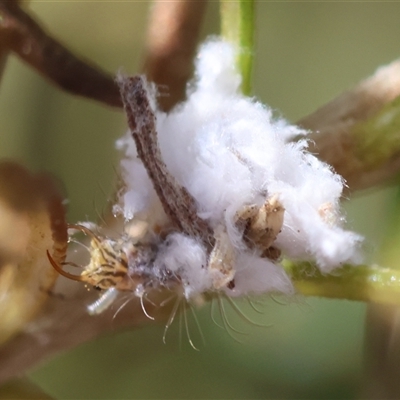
[142,0,208,111]
[0,281,171,384]
[298,60,400,191]
[0,1,122,108]
[0,0,20,83]
[0,32,9,83]
[0,376,54,399]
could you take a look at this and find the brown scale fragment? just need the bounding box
[227,279,235,290]
[236,194,285,258]
[261,246,281,262]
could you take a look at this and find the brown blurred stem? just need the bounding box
[142,0,208,111]
[298,60,400,192]
[0,376,54,399]
[0,0,20,82]
[0,0,208,110]
[361,305,400,399]
[0,23,9,82]
[0,1,122,107]
[0,281,172,384]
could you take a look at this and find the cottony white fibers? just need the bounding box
[116,38,363,299]
[156,233,210,299]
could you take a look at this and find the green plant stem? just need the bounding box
[376,177,400,268]
[220,0,254,95]
[0,377,54,400]
[353,95,400,169]
[283,260,400,305]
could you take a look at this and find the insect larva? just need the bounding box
[46,224,180,314]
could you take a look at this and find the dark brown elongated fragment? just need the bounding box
[117,75,214,249]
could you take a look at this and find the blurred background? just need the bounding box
[2,1,400,398]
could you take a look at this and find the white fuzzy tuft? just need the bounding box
[156,233,210,299]
[116,38,363,298]
[229,252,294,297]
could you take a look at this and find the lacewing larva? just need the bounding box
[46,223,182,315]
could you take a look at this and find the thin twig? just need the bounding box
[117,75,214,246]
[142,0,208,111]
[0,2,122,107]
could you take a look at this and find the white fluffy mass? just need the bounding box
[115,39,363,299]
